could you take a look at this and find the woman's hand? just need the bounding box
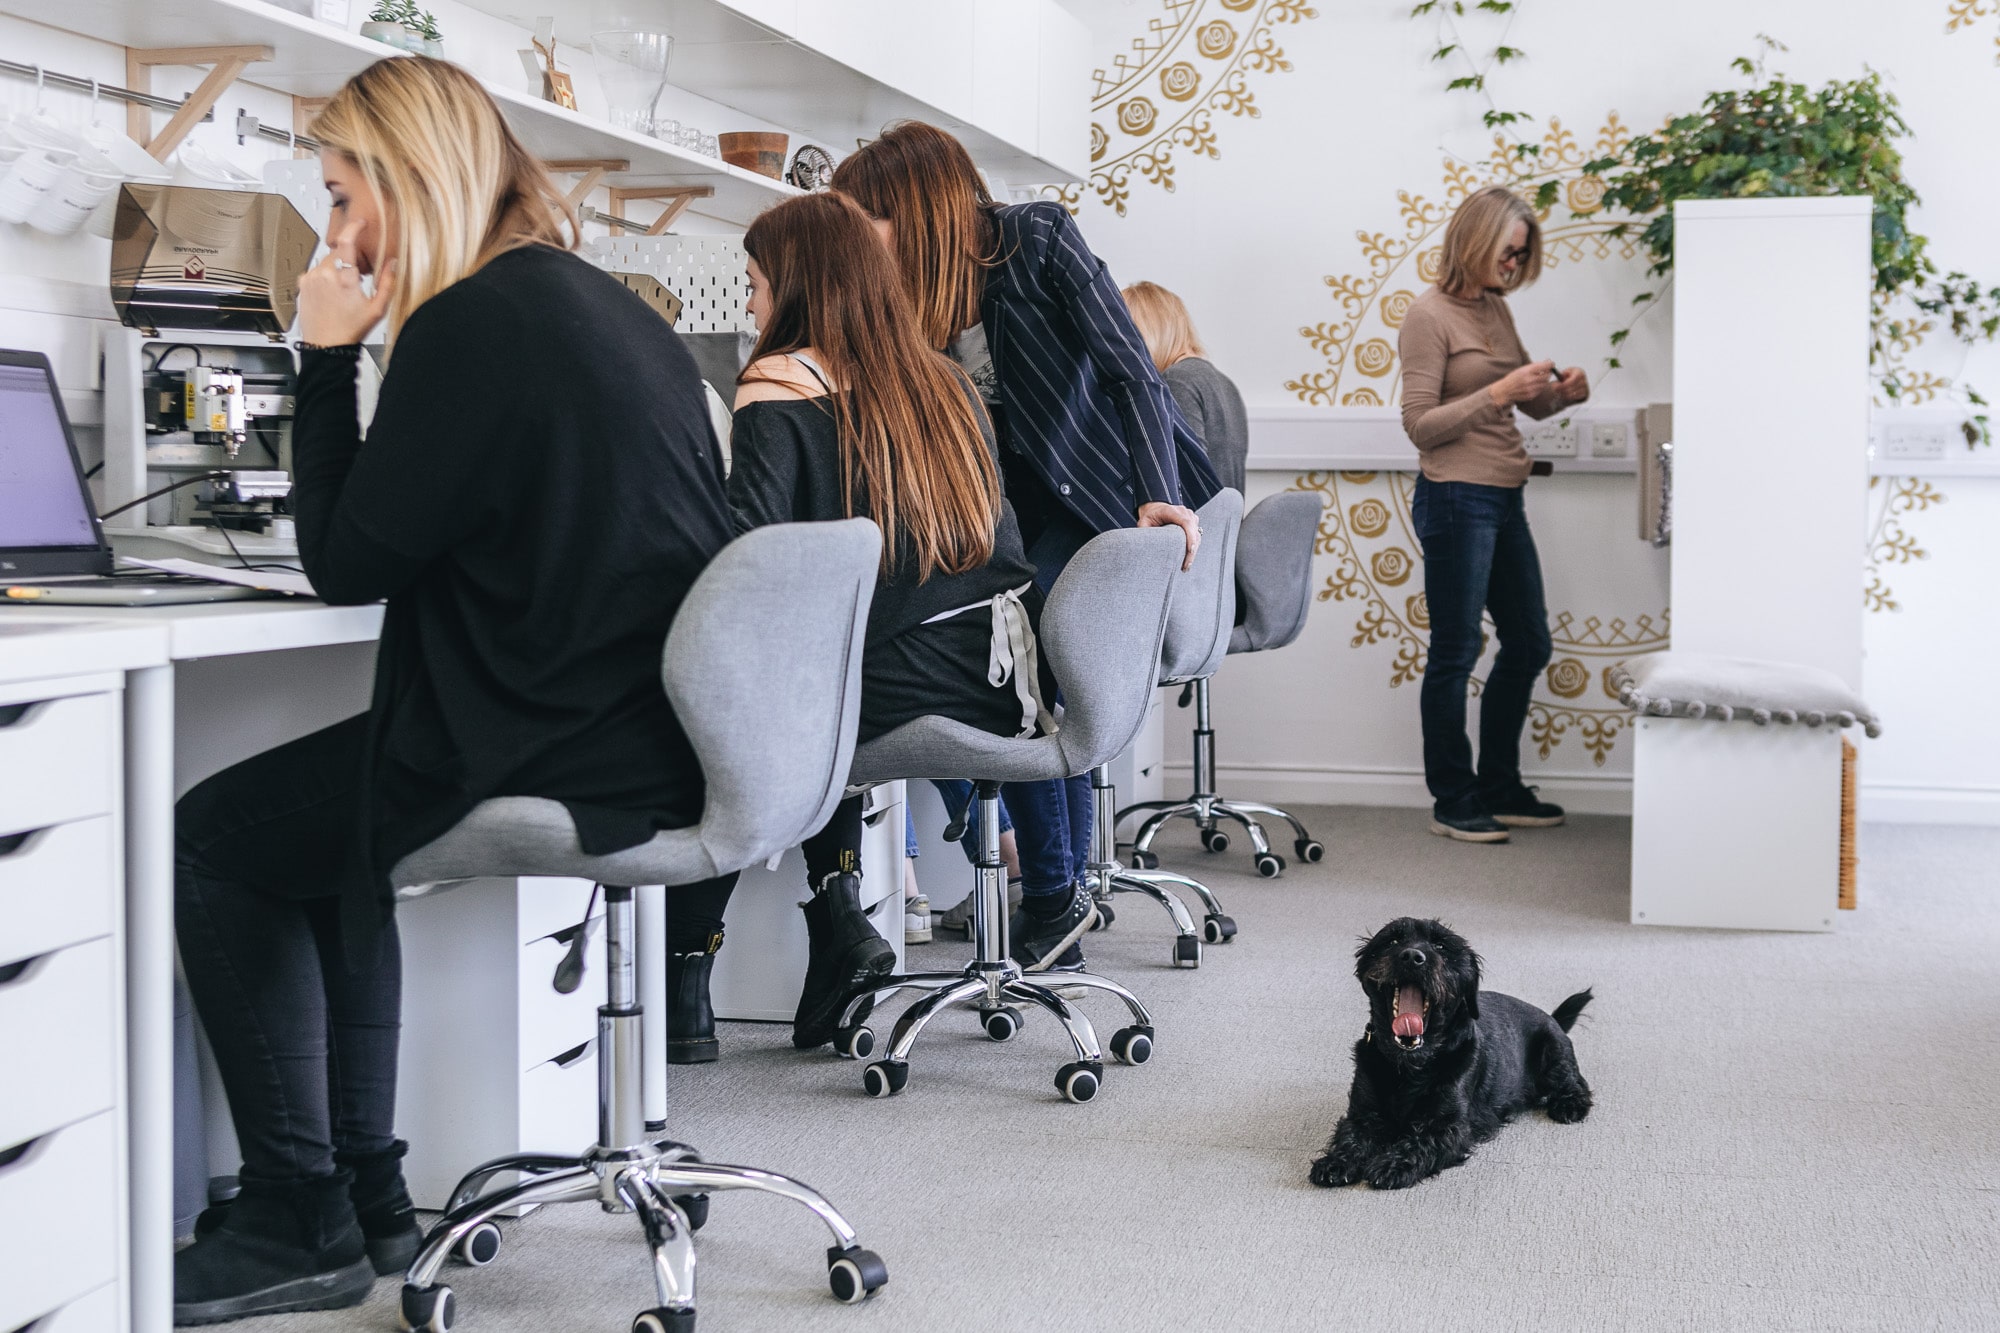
[1556,365,1590,404]
[298,235,393,347]
[1137,501,1201,570]
[1486,359,1557,409]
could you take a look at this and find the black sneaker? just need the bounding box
[1429,801,1510,843]
[1009,884,1096,972]
[1483,784,1566,828]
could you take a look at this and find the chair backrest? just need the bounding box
[1230,490,1322,655]
[664,518,880,875]
[1157,488,1242,686]
[1038,525,1186,774]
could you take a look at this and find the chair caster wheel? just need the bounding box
[455,1221,500,1267]
[1254,852,1285,878]
[1109,1025,1153,1066]
[1202,913,1237,944]
[1200,828,1230,853]
[632,1305,696,1332]
[827,1245,888,1303]
[981,1006,1024,1042]
[1128,849,1159,870]
[1089,900,1115,931]
[1296,838,1325,863]
[671,1193,708,1232]
[835,1024,874,1059]
[400,1284,455,1333]
[1055,1060,1103,1103]
[1173,934,1202,968]
[862,1059,909,1098]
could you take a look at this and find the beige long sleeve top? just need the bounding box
[1396,285,1565,487]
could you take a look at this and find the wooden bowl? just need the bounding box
[718,132,789,179]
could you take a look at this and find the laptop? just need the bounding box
[0,348,288,606]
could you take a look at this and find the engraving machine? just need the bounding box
[101,182,320,564]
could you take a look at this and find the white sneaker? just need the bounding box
[904,894,932,945]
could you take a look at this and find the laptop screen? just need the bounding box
[0,352,110,575]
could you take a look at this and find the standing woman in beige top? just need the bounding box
[1396,184,1589,842]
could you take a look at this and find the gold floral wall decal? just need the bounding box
[1288,115,1636,404]
[1051,0,1318,216]
[1865,476,1948,613]
[1293,469,1668,765]
[1946,0,2000,62]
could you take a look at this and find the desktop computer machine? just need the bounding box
[101,182,320,564]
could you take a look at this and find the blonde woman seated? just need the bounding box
[717,190,1055,1052]
[1122,280,1248,494]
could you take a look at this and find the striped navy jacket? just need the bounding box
[981,201,1220,535]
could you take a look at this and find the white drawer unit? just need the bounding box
[0,937,121,1150]
[0,815,117,965]
[0,1110,123,1333]
[0,689,118,834]
[395,876,606,1210]
[25,1278,124,1333]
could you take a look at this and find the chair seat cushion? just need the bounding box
[391,797,716,893]
[848,715,1075,786]
[1610,652,1881,737]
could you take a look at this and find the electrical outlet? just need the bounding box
[1589,422,1628,458]
[1524,417,1578,457]
[1880,424,1953,462]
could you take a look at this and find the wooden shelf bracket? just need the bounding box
[607,185,716,236]
[125,44,273,161]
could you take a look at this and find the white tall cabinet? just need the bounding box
[1630,198,1873,932]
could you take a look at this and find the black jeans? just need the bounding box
[175,715,399,1186]
[1411,477,1553,812]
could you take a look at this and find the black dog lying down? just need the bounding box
[1309,917,1593,1191]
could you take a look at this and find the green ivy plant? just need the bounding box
[1582,44,2000,441]
[1409,0,1540,161]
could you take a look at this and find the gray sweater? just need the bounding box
[1161,357,1248,495]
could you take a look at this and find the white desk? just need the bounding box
[0,602,380,1333]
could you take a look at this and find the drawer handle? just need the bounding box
[862,808,890,827]
[551,1039,592,1070]
[0,827,45,858]
[0,953,48,987]
[0,1132,48,1176]
[0,702,43,728]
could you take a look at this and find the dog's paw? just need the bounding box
[1309,1152,1363,1188]
[1545,1087,1593,1124]
[1363,1150,1434,1191]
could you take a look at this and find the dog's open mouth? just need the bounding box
[1391,983,1429,1048]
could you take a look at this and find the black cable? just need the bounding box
[97,472,227,520]
[83,461,104,479]
[148,343,205,373]
[209,515,304,574]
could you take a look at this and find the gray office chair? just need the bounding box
[1086,489,1242,965]
[835,526,1186,1103]
[1122,490,1326,879]
[388,520,888,1333]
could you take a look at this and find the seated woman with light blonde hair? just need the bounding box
[1121,279,1248,494]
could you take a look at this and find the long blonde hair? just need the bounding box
[1121,281,1205,371]
[742,192,1000,581]
[310,57,577,342]
[1437,184,1541,298]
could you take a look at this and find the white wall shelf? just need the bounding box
[451,0,1089,185]
[2,0,802,226]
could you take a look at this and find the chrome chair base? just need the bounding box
[398,888,884,1333]
[1118,679,1325,880]
[1084,764,1234,965]
[834,783,1157,1104]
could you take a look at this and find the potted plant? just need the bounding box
[362,1,442,56]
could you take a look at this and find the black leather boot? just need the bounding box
[173,1173,373,1325]
[793,872,897,1050]
[335,1140,423,1276]
[195,1142,422,1277]
[666,938,720,1064]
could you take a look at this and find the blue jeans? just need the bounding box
[1411,478,1553,812]
[928,779,1013,864]
[1001,774,1093,898]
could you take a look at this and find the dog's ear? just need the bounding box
[1459,946,1483,1019]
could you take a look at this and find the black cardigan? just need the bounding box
[292,244,734,941]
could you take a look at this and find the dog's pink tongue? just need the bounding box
[1392,984,1426,1038]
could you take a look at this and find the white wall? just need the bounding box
[1060,0,2000,823]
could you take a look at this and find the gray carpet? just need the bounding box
[254,809,2000,1332]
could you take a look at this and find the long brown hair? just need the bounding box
[312,57,577,343]
[829,121,993,350]
[741,191,1000,580]
[1437,184,1541,298]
